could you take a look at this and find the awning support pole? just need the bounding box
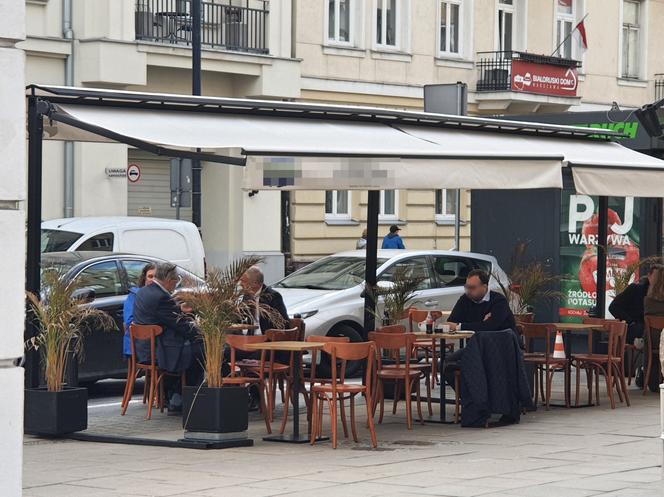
[596,196,609,318]
[363,190,380,338]
[192,0,202,228]
[25,96,45,389]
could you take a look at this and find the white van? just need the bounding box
[41,217,206,276]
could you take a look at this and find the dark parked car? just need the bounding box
[40,252,202,386]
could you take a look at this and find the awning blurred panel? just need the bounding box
[243,155,563,190]
[572,167,664,197]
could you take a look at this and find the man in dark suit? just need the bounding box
[133,262,204,414]
[443,269,516,388]
[240,266,289,334]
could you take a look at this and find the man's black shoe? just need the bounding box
[248,385,260,412]
[635,368,644,389]
[167,403,183,416]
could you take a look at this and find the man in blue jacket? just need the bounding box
[382,225,405,249]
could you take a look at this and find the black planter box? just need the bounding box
[182,385,248,435]
[24,387,88,436]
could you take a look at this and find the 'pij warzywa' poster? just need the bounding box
[560,191,640,322]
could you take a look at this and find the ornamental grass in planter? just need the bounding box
[177,257,285,437]
[25,267,115,435]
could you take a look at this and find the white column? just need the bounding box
[0,1,26,496]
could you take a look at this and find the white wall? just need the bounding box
[0,0,26,494]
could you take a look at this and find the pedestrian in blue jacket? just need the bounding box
[382,225,405,249]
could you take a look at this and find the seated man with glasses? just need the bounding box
[443,269,516,388]
[133,262,204,414]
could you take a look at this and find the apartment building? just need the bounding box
[289,0,664,265]
[22,0,299,279]
[21,0,664,274]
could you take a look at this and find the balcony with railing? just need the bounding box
[135,0,269,55]
[474,51,582,114]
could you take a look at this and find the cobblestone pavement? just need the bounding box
[23,378,663,497]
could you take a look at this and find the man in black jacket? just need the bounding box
[609,266,658,343]
[133,263,204,413]
[240,266,289,334]
[443,269,516,388]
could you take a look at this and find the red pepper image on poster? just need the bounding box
[578,210,640,294]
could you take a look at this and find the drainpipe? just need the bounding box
[63,0,74,217]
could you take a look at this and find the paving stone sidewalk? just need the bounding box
[23,381,663,497]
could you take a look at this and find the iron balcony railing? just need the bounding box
[476,50,581,92]
[655,74,664,101]
[135,0,269,54]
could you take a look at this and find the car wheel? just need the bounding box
[316,324,364,378]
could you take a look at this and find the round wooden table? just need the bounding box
[412,331,475,423]
[246,341,324,443]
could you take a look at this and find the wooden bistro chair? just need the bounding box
[122,324,185,420]
[369,331,424,429]
[408,309,451,385]
[573,320,630,409]
[303,336,351,437]
[224,334,272,433]
[310,341,378,449]
[373,324,434,417]
[643,315,664,395]
[521,323,570,410]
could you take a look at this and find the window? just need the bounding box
[76,261,123,298]
[325,190,351,219]
[435,189,458,221]
[622,0,641,78]
[122,259,152,288]
[327,0,353,44]
[497,0,515,52]
[432,256,474,287]
[77,232,114,252]
[376,0,398,47]
[439,0,461,55]
[555,0,575,59]
[379,190,398,220]
[378,257,434,290]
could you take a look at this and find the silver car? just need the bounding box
[274,249,509,344]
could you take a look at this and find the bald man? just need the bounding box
[240,266,289,335]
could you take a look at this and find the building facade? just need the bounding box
[288,0,664,265]
[21,0,664,274]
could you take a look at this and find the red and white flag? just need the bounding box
[573,19,588,54]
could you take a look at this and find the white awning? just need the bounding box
[42,100,664,196]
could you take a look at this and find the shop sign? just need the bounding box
[512,60,578,97]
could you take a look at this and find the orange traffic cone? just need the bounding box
[552,330,566,359]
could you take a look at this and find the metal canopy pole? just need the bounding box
[363,190,380,337]
[596,196,609,318]
[191,0,202,227]
[25,96,45,388]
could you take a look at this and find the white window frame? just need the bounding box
[435,189,457,222]
[437,0,463,58]
[620,0,646,80]
[373,0,410,51]
[379,189,399,221]
[495,0,526,52]
[325,190,352,220]
[325,0,356,47]
[554,1,575,59]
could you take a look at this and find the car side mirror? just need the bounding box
[72,287,96,303]
[376,280,395,291]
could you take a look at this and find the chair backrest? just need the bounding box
[321,341,376,395]
[376,324,406,334]
[265,327,299,342]
[645,315,664,332]
[407,309,444,332]
[515,313,535,324]
[368,331,416,371]
[129,324,163,367]
[306,335,350,381]
[606,320,628,359]
[520,323,557,358]
[290,318,306,341]
[225,334,268,376]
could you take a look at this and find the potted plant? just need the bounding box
[494,242,563,322]
[178,256,285,441]
[369,267,425,327]
[25,268,114,436]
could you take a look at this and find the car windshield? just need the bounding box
[275,257,389,291]
[41,229,82,252]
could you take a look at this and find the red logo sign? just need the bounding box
[511,60,578,97]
